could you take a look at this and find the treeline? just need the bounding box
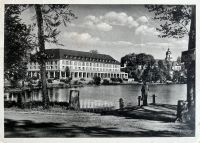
[121,53,186,83]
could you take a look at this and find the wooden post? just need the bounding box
[119,98,124,110]
[143,95,148,106]
[152,94,156,105]
[138,96,141,106]
[69,90,80,110]
[17,92,22,108]
[176,100,188,122]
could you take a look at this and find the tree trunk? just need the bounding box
[187,6,195,109]
[181,6,195,124]
[34,5,49,109]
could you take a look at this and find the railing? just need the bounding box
[79,100,118,112]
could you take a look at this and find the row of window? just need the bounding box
[62,66,120,72]
[62,60,120,68]
[29,65,120,72]
[30,60,120,68]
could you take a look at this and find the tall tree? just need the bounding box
[145,5,195,121]
[4,5,32,87]
[34,5,49,108]
[33,4,76,108]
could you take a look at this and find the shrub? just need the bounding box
[102,79,109,85]
[87,80,94,85]
[60,79,66,83]
[4,101,17,108]
[123,78,128,81]
[117,78,123,83]
[73,80,79,85]
[80,78,85,81]
[47,79,53,83]
[93,76,101,85]
[32,76,38,80]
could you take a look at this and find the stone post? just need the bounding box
[69,90,80,110]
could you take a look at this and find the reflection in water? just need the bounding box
[27,84,186,108]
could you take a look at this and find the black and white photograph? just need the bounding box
[2,1,198,140]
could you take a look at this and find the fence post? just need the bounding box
[17,92,22,108]
[152,94,156,105]
[138,96,141,106]
[69,90,80,110]
[119,98,124,110]
[176,100,188,122]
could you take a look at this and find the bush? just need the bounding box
[31,76,38,80]
[73,80,79,85]
[123,78,128,81]
[117,78,123,83]
[80,78,85,81]
[93,76,101,85]
[102,79,110,85]
[4,101,17,108]
[47,79,53,83]
[87,80,94,85]
[66,77,72,83]
[60,79,66,83]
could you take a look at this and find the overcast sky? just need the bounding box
[21,5,189,61]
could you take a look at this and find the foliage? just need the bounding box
[151,67,161,82]
[177,56,181,64]
[93,76,101,85]
[145,5,192,38]
[4,5,32,86]
[110,78,123,83]
[47,79,53,83]
[102,79,110,85]
[89,50,99,54]
[142,65,152,82]
[65,66,70,77]
[121,53,155,79]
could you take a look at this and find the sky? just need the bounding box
[21,5,189,61]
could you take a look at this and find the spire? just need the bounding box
[165,48,172,61]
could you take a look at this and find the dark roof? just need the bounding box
[45,49,120,64]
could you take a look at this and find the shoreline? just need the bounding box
[4,82,186,92]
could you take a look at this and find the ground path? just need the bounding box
[4,104,194,137]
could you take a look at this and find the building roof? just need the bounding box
[45,49,120,64]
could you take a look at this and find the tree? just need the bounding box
[121,53,137,68]
[151,66,161,82]
[65,66,70,77]
[121,53,155,81]
[177,56,181,64]
[17,4,77,108]
[4,5,32,87]
[34,5,76,108]
[89,50,99,54]
[145,5,195,121]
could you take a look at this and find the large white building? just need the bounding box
[27,49,128,80]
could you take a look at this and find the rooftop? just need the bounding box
[45,49,120,64]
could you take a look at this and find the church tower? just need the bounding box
[165,48,172,62]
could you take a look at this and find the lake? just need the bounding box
[28,84,187,108]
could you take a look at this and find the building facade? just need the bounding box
[27,49,128,80]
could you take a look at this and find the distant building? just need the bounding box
[27,49,128,80]
[165,48,173,62]
[155,48,183,72]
